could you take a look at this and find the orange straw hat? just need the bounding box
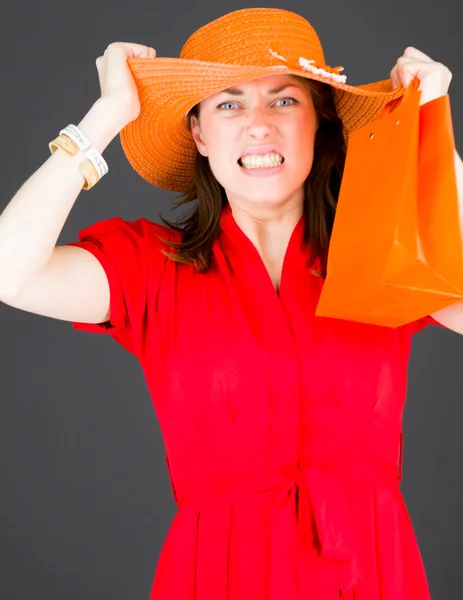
[120,7,406,192]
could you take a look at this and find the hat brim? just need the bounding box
[119,57,406,192]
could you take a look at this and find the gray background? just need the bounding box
[0,0,462,598]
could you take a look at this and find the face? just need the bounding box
[190,73,318,212]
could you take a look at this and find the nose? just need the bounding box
[245,105,274,136]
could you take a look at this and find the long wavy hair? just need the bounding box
[157,74,347,280]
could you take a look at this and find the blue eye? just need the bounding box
[217,97,297,110]
[217,101,237,110]
[275,97,297,107]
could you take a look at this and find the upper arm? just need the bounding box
[1,244,111,324]
[2,216,172,358]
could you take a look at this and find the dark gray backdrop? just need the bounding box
[0,0,462,598]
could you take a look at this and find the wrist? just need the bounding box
[77,97,130,154]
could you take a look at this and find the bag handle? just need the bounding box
[373,76,421,122]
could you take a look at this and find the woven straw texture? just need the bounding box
[119,8,406,191]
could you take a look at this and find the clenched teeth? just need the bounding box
[239,153,284,169]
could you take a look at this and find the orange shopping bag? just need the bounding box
[316,77,463,327]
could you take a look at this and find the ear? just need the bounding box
[190,115,209,157]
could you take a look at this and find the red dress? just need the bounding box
[66,202,445,600]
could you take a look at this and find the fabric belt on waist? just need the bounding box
[165,456,403,594]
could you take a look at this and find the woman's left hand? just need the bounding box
[390,46,453,106]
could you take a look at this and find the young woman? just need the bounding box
[0,7,460,600]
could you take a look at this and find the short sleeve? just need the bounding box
[65,216,170,358]
[409,314,446,335]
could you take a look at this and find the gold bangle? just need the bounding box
[79,157,100,190]
[48,133,80,156]
[49,132,104,190]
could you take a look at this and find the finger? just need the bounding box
[403,46,434,62]
[390,64,399,78]
[133,46,154,58]
[396,57,432,75]
[390,65,401,88]
[396,57,430,66]
[105,42,153,58]
[103,43,151,88]
[396,62,429,89]
[95,55,105,86]
[390,60,424,88]
[396,63,415,89]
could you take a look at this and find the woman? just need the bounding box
[0,7,459,600]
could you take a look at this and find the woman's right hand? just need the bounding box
[95,42,156,125]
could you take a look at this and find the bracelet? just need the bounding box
[79,159,99,190]
[49,133,79,156]
[83,145,109,180]
[48,123,109,191]
[79,146,109,190]
[58,124,93,152]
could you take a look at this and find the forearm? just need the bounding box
[0,97,127,296]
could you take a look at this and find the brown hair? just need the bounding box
[157,75,347,280]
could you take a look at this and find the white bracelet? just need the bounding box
[83,145,109,180]
[60,123,109,181]
[59,124,94,152]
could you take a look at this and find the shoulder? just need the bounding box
[143,218,181,243]
[77,216,178,250]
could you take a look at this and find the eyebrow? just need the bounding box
[220,83,302,96]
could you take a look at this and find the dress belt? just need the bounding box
[164,454,403,595]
